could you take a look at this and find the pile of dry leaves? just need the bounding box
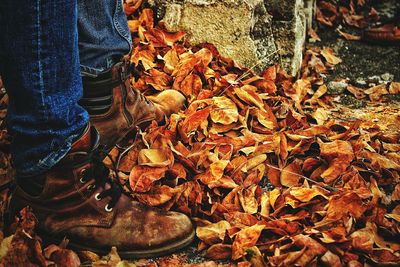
[0,0,399,266]
[315,0,382,41]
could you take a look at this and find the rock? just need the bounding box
[381,72,394,82]
[272,12,306,76]
[355,78,367,87]
[264,0,303,20]
[150,0,278,74]
[327,80,348,94]
[150,0,315,75]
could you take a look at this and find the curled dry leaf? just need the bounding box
[196,220,231,245]
[292,234,327,266]
[138,148,173,167]
[319,140,354,184]
[290,187,328,202]
[129,166,168,192]
[232,224,265,260]
[364,84,389,101]
[280,160,303,187]
[326,192,368,220]
[210,96,239,125]
[321,47,342,65]
[205,244,232,260]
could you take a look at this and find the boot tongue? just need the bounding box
[70,124,92,153]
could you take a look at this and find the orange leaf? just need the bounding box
[232,224,265,260]
[238,185,258,214]
[137,148,173,167]
[280,160,303,187]
[196,220,231,245]
[179,74,203,100]
[210,96,239,125]
[326,192,368,220]
[321,47,342,65]
[290,187,328,202]
[129,166,168,193]
[234,85,265,111]
[136,185,177,206]
[292,234,327,266]
[205,244,232,260]
[319,140,354,184]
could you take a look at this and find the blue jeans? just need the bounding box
[0,0,131,176]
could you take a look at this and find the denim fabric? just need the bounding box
[0,0,132,176]
[0,0,89,176]
[78,0,132,77]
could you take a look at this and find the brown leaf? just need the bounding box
[210,96,239,125]
[144,68,172,91]
[47,247,81,267]
[319,140,354,184]
[326,192,368,220]
[284,79,311,110]
[321,47,342,65]
[359,150,400,171]
[205,244,232,260]
[234,85,265,111]
[232,224,265,260]
[238,185,258,214]
[129,166,168,192]
[92,247,122,267]
[196,221,231,245]
[135,185,177,206]
[180,74,203,100]
[280,160,303,187]
[308,28,321,42]
[347,85,366,99]
[364,84,389,101]
[337,29,361,41]
[320,251,342,267]
[292,234,327,266]
[138,148,173,167]
[290,187,328,202]
[389,82,400,94]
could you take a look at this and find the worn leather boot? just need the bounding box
[8,125,195,258]
[364,24,400,45]
[79,58,186,149]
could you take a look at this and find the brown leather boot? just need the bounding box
[8,125,195,258]
[79,58,186,149]
[364,24,400,45]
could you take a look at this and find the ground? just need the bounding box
[176,13,400,265]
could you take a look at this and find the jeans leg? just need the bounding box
[0,0,89,176]
[78,0,132,77]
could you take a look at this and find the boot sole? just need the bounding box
[41,228,196,259]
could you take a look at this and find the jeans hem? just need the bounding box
[80,64,107,77]
[16,131,82,177]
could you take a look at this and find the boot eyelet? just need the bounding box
[79,169,87,183]
[95,193,102,201]
[87,184,96,190]
[79,168,87,177]
[105,204,113,212]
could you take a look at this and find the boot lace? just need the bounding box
[80,148,123,212]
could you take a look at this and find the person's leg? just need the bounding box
[77,0,132,77]
[2,1,194,257]
[76,0,186,149]
[0,0,89,177]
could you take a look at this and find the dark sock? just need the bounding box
[80,74,114,115]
